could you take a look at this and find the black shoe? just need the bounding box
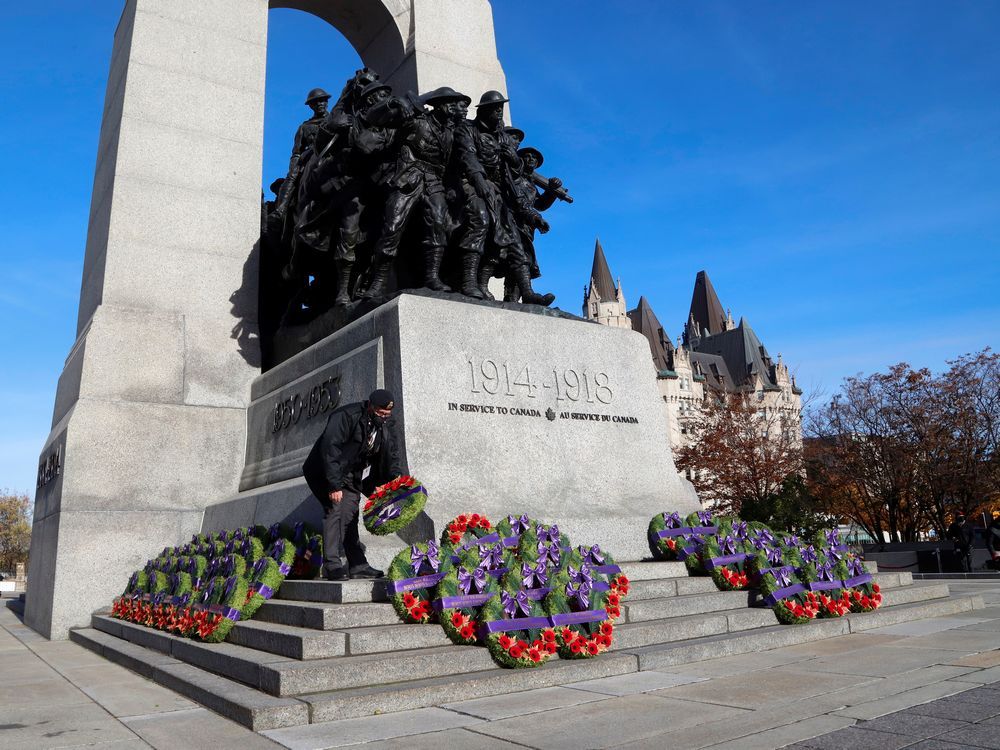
[349,565,385,579]
[323,567,349,581]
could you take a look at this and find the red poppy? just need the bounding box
[499,634,513,649]
[509,645,523,659]
[561,628,574,641]
[570,640,583,654]
[451,612,466,627]
[459,625,475,640]
[528,648,542,663]
[403,592,417,607]
[542,629,556,642]
[545,642,558,654]
[600,622,614,636]
[586,641,600,656]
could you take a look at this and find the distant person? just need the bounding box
[947,514,975,573]
[987,513,1000,570]
[302,389,404,581]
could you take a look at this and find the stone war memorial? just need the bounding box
[27,0,697,641]
[21,0,982,735]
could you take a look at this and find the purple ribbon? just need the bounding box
[579,545,605,566]
[568,564,595,587]
[223,575,238,602]
[386,572,446,594]
[521,562,548,589]
[502,536,520,548]
[488,567,509,579]
[270,539,288,564]
[410,543,441,575]
[251,558,269,577]
[203,603,241,621]
[432,593,493,610]
[458,566,489,595]
[550,609,608,627]
[566,581,592,609]
[479,542,505,569]
[252,584,275,600]
[705,553,751,570]
[827,546,843,562]
[502,590,532,618]
[479,616,553,635]
[537,542,561,567]
[768,566,795,588]
[696,510,714,526]
[662,511,683,528]
[783,534,800,547]
[718,535,738,555]
[524,587,551,600]
[848,558,867,577]
[364,485,426,526]
[594,564,622,575]
[170,593,191,607]
[507,514,531,534]
[799,545,818,564]
[825,529,840,548]
[762,583,809,607]
[657,525,718,539]
[766,547,783,565]
[278,562,291,575]
[807,580,842,592]
[732,521,749,540]
[537,525,560,544]
[844,574,873,588]
[268,523,282,541]
[816,562,836,582]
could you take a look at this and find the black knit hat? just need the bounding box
[368,389,395,409]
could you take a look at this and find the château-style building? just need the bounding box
[583,240,803,473]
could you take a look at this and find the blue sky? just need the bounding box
[1,1,998,495]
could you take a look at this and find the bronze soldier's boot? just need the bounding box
[333,262,353,306]
[513,265,555,307]
[423,247,451,293]
[503,276,519,303]
[460,253,486,300]
[477,258,497,301]
[360,261,391,300]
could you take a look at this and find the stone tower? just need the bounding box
[583,239,630,328]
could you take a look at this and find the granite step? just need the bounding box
[616,560,688,581]
[623,592,984,670]
[298,652,640,724]
[259,643,497,696]
[255,599,398,630]
[228,620,347,660]
[622,589,754,624]
[276,579,387,603]
[92,615,297,688]
[70,626,308,731]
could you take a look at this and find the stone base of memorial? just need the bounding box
[203,293,701,567]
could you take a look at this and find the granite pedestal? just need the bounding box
[203,293,700,565]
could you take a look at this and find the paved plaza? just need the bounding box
[0,582,998,749]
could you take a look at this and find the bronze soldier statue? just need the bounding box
[454,91,555,305]
[273,88,330,223]
[505,146,561,303]
[361,86,471,300]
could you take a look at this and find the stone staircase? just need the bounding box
[68,560,984,731]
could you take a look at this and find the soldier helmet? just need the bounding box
[359,81,392,101]
[504,126,526,143]
[517,147,544,168]
[421,86,471,107]
[268,178,285,196]
[305,88,331,105]
[476,90,509,108]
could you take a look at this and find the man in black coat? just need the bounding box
[302,389,404,580]
[947,514,976,573]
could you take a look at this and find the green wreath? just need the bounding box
[495,514,535,550]
[386,540,450,624]
[242,556,287,619]
[679,510,717,574]
[647,511,689,561]
[192,575,248,643]
[363,475,429,536]
[440,512,495,548]
[480,579,557,668]
[516,523,569,571]
[543,562,614,659]
[435,549,498,646]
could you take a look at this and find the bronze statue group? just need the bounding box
[262,69,571,328]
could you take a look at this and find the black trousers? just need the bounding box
[322,490,369,573]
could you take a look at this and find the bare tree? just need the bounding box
[675,391,804,517]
